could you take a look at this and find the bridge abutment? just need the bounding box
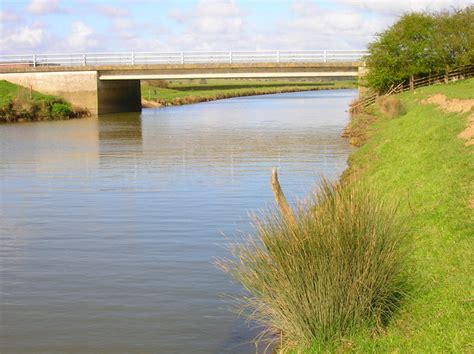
[0,71,141,115]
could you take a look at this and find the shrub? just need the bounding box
[219,179,408,350]
[51,102,72,118]
[0,100,16,122]
[377,96,406,118]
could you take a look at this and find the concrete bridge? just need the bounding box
[0,50,367,114]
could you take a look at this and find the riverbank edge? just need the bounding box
[141,84,356,108]
[0,109,91,124]
[0,80,90,123]
[296,78,473,352]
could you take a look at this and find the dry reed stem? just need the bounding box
[271,168,296,227]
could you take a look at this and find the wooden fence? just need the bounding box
[350,65,474,113]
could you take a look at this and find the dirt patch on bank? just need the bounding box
[141,99,162,108]
[420,94,474,113]
[420,94,474,147]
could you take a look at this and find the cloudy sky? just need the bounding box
[0,0,470,54]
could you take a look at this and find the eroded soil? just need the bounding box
[420,94,474,147]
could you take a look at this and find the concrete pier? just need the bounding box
[98,80,141,115]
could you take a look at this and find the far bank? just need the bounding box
[141,78,357,107]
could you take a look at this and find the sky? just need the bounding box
[0,0,471,54]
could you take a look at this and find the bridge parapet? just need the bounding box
[0,50,367,70]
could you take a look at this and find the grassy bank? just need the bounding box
[338,78,473,352]
[141,79,357,106]
[223,78,473,352]
[0,80,88,123]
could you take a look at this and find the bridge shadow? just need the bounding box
[157,81,336,92]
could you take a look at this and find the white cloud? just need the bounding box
[260,0,389,50]
[334,0,472,15]
[167,0,249,50]
[0,10,19,22]
[5,0,468,54]
[66,21,98,50]
[97,4,130,17]
[0,24,45,52]
[170,0,245,34]
[27,0,61,15]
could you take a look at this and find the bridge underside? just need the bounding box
[0,62,363,114]
[99,71,357,81]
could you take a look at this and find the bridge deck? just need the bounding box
[0,61,362,74]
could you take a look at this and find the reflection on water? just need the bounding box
[0,89,356,353]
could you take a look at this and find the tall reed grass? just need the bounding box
[219,179,408,350]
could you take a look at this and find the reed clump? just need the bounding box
[376,96,406,118]
[219,179,408,350]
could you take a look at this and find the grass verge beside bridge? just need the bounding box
[0,80,88,123]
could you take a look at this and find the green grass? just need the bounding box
[330,79,473,352]
[0,80,58,106]
[221,78,473,352]
[0,80,86,122]
[414,77,474,100]
[141,79,357,104]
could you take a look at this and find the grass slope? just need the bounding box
[142,79,356,104]
[336,79,473,352]
[0,80,58,106]
[0,80,85,123]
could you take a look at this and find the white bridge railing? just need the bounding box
[0,50,368,68]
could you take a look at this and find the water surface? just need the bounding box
[0,89,356,353]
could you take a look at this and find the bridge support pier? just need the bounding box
[98,80,141,115]
[0,71,141,115]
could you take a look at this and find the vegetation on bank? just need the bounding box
[343,96,406,146]
[0,80,88,123]
[222,78,473,352]
[220,179,408,351]
[141,79,357,106]
[366,6,473,91]
[338,78,473,352]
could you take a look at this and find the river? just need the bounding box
[0,89,356,353]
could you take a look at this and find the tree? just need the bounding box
[432,7,474,70]
[365,6,474,92]
[365,13,436,91]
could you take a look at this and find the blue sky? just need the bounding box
[0,0,471,54]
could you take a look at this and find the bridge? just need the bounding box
[0,50,368,114]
